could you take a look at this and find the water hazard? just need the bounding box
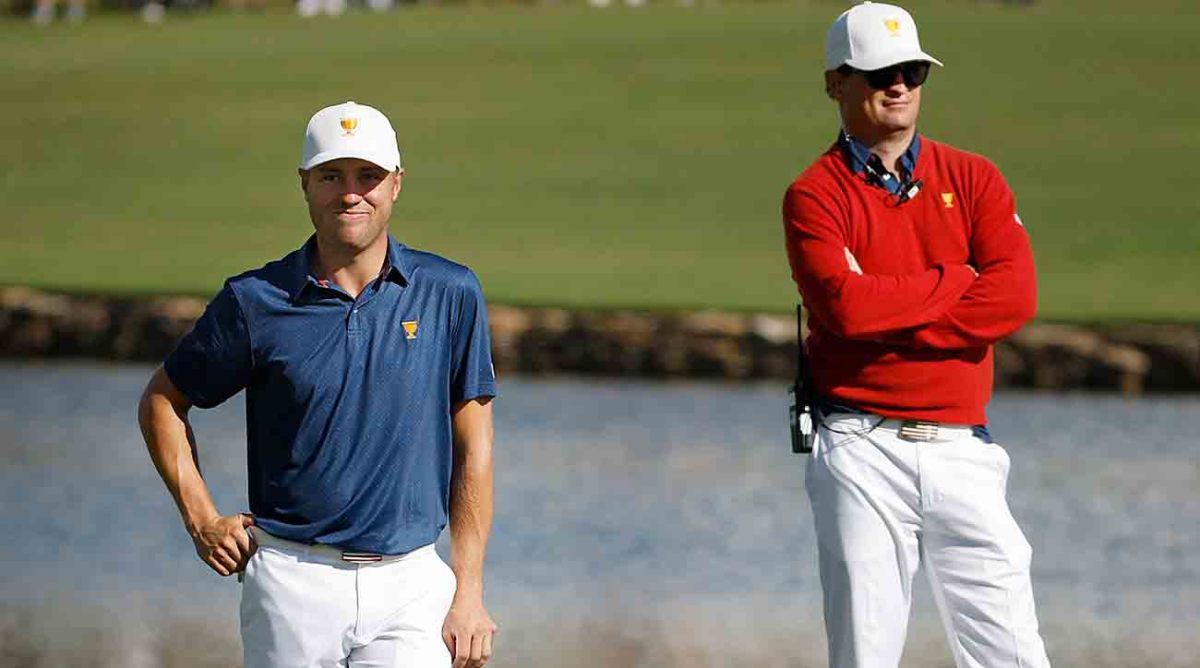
[1,362,1197,667]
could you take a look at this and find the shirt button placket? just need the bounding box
[348,305,366,371]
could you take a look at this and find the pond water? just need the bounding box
[1,361,1197,667]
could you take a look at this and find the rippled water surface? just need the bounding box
[2,361,1197,667]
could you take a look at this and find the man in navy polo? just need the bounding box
[138,101,498,668]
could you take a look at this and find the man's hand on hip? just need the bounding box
[191,512,255,576]
[442,597,496,668]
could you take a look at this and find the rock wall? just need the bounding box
[3,287,1197,393]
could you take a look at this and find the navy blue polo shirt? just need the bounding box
[838,130,921,196]
[164,235,497,555]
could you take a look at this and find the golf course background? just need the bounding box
[3,0,1198,321]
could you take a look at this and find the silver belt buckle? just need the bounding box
[898,420,939,442]
[341,551,383,563]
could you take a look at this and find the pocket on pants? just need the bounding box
[435,552,458,604]
[988,441,1013,483]
[242,545,262,580]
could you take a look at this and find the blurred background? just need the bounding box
[2,1,1199,666]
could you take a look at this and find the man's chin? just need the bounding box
[314,222,383,251]
[352,224,391,248]
[874,117,916,135]
[878,109,918,131]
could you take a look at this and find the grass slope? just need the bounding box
[2,1,1198,319]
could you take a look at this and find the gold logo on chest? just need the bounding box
[941,192,955,208]
[402,320,419,340]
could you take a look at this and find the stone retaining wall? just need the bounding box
[3,287,1197,393]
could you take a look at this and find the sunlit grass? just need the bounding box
[2,1,1197,319]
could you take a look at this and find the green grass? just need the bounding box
[2,1,1198,320]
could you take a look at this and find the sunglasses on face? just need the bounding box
[839,61,931,90]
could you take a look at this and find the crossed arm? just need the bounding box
[137,367,255,576]
[783,175,1036,350]
[784,196,978,340]
[891,214,1037,349]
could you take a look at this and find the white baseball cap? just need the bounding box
[824,2,943,72]
[299,101,402,172]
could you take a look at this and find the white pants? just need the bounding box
[241,527,456,668]
[805,413,1051,668]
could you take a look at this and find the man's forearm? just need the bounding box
[810,263,977,340]
[785,190,978,340]
[138,368,219,533]
[893,275,1036,350]
[449,456,492,598]
[886,223,1037,351]
[140,367,256,577]
[448,399,494,600]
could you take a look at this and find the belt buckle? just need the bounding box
[341,551,383,563]
[898,420,939,442]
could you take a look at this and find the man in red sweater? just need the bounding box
[782,3,1052,667]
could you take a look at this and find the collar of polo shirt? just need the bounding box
[838,130,921,194]
[287,234,411,303]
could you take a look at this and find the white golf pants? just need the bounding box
[241,527,456,668]
[805,412,1051,668]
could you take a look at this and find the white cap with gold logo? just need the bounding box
[300,101,402,172]
[824,2,942,72]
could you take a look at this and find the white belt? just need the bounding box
[250,526,433,564]
[822,412,977,443]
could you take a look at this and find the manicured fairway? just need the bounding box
[2,1,1198,319]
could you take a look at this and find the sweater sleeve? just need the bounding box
[783,182,977,340]
[898,161,1037,350]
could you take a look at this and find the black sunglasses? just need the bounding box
[838,61,931,90]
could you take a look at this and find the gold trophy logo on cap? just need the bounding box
[340,116,359,136]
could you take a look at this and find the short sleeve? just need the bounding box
[449,270,497,404]
[163,283,253,409]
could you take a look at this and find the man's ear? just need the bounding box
[298,168,309,194]
[824,70,842,100]
[391,168,404,202]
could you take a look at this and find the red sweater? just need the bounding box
[782,137,1036,424]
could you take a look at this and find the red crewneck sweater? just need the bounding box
[782,137,1036,424]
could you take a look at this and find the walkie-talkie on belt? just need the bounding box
[788,304,817,454]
